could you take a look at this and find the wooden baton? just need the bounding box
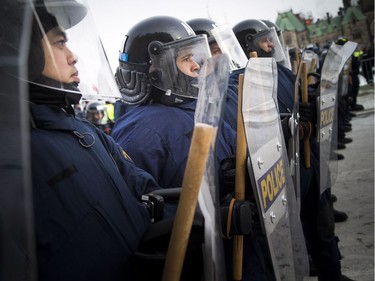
[301,61,311,168]
[162,123,214,281]
[233,73,246,281]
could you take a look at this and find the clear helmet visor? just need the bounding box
[148,34,211,99]
[252,27,287,62]
[29,0,121,102]
[211,24,248,72]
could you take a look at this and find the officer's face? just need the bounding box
[258,36,274,53]
[209,42,222,57]
[41,27,80,84]
[93,111,104,122]
[176,48,200,78]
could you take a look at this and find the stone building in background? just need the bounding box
[275,0,374,51]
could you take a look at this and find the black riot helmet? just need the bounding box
[233,19,269,56]
[85,101,106,125]
[187,18,248,71]
[116,16,211,106]
[305,43,320,54]
[186,18,218,44]
[335,36,348,46]
[187,18,223,59]
[261,19,281,36]
[233,19,286,62]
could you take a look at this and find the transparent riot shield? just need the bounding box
[196,54,230,281]
[242,57,309,281]
[289,50,319,214]
[288,55,303,214]
[162,54,229,281]
[0,1,37,280]
[318,41,357,195]
[338,58,352,99]
[210,24,248,72]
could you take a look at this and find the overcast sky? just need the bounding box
[87,0,344,72]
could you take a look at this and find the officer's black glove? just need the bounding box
[299,101,316,123]
[298,72,319,126]
[219,154,255,199]
[299,86,318,139]
[307,72,321,90]
[219,155,236,197]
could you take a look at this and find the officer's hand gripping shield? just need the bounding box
[318,41,357,195]
[241,57,309,280]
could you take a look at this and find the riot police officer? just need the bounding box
[111,15,235,189]
[85,101,114,134]
[11,1,173,280]
[233,19,294,108]
[233,19,354,281]
[261,19,292,70]
[111,16,273,280]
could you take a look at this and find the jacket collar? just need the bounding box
[30,103,78,131]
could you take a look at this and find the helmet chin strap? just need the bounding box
[176,69,199,96]
[154,68,198,107]
[258,48,274,58]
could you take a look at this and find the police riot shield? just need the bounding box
[318,41,357,195]
[210,24,248,72]
[288,50,319,214]
[196,54,230,281]
[0,1,37,280]
[242,57,309,281]
[338,58,352,99]
[277,31,292,71]
[288,55,303,214]
[162,54,229,281]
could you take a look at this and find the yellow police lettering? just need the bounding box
[267,173,274,202]
[320,107,334,127]
[261,179,268,209]
[274,164,281,194]
[259,159,286,211]
[278,160,286,187]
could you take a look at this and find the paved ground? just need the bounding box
[308,84,375,281]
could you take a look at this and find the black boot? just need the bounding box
[334,209,348,222]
